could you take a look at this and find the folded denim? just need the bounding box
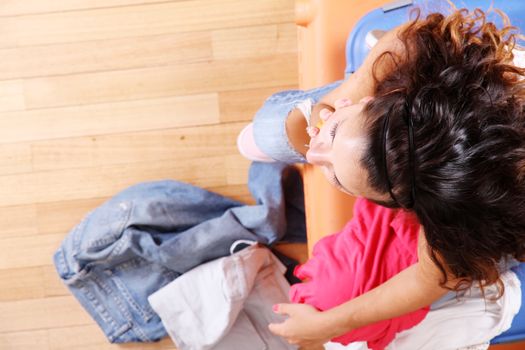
[53,161,306,343]
[148,243,297,350]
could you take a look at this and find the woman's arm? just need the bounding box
[325,229,453,336]
[269,229,458,346]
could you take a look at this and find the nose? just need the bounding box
[306,137,332,166]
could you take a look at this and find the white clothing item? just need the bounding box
[459,343,490,350]
[324,270,520,350]
[388,270,521,350]
[294,98,315,127]
[324,341,490,350]
[147,243,297,350]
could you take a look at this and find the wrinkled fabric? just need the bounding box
[323,269,521,350]
[387,269,521,349]
[253,81,342,163]
[290,198,429,350]
[148,243,296,350]
[53,162,306,343]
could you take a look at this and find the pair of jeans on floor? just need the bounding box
[53,80,343,343]
[54,161,306,343]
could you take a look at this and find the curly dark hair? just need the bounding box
[361,7,525,297]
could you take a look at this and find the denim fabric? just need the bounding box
[252,81,342,163]
[53,161,306,343]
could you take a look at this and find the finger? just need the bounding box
[306,126,319,137]
[268,322,286,337]
[334,98,352,109]
[319,108,333,121]
[273,303,296,316]
[272,303,286,315]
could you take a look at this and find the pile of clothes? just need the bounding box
[53,162,305,348]
[54,161,521,350]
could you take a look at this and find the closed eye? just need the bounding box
[329,121,340,142]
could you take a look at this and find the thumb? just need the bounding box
[268,321,285,336]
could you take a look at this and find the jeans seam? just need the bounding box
[112,273,156,323]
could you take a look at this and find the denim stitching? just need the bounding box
[80,282,123,341]
[95,271,154,342]
[112,272,155,322]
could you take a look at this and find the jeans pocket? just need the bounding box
[109,258,174,324]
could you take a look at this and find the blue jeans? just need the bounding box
[253,81,342,163]
[54,161,306,343]
[53,81,345,344]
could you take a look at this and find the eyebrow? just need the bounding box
[331,118,354,195]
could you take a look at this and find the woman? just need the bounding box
[239,7,525,350]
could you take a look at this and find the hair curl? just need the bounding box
[361,7,525,297]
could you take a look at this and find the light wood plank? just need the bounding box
[0,93,221,144]
[30,122,243,172]
[0,296,93,333]
[0,1,299,347]
[48,325,177,350]
[36,198,108,236]
[0,0,180,17]
[225,154,251,186]
[212,23,296,60]
[0,155,229,207]
[0,0,293,49]
[0,233,63,270]
[0,31,212,80]
[0,266,51,301]
[0,199,101,240]
[0,264,76,302]
[0,329,49,350]
[0,264,79,302]
[0,142,32,175]
[0,79,25,112]
[0,203,38,238]
[218,85,297,123]
[42,265,72,299]
[21,54,297,110]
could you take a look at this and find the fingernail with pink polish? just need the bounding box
[306,126,319,137]
[272,304,279,312]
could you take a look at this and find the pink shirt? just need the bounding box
[289,198,429,350]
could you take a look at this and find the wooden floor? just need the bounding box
[0,1,306,349]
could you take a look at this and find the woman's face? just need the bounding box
[306,98,389,202]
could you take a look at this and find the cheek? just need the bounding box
[333,150,368,194]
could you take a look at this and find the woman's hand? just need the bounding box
[268,303,338,348]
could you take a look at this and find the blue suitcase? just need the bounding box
[343,0,525,345]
